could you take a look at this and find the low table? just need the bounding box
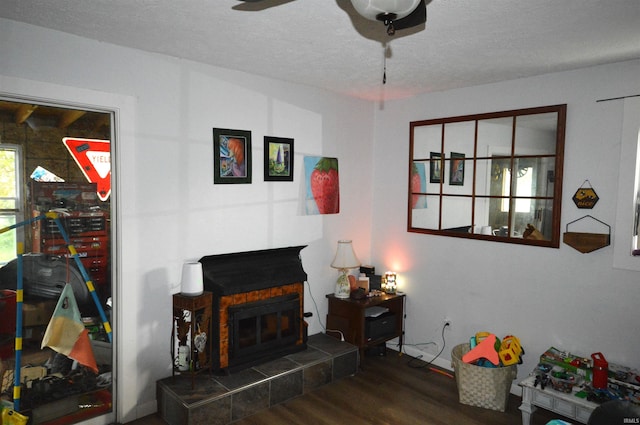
[519,375,597,425]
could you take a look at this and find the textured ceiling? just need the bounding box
[1,0,639,101]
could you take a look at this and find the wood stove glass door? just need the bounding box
[229,294,300,365]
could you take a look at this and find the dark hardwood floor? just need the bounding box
[128,349,563,425]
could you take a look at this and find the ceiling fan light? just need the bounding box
[350,0,421,21]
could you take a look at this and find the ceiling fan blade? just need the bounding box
[393,0,427,31]
[234,0,297,11]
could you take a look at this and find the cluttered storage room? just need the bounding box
[1,1,640,425]
[0,104,113,424]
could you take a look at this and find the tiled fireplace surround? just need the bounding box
[156,247,359,425]
[157,333,358,425]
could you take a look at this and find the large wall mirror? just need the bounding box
[408,104,566,247]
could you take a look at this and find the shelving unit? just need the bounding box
[30,182,110,292]
[172,292,213,388]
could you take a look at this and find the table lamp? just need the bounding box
[331,240,360,299]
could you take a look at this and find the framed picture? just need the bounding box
[449,152,465,186]
[213,128,251,184]
[264,136,294,181]
[429,152,442,183]
[410,162,428,209]
[303,156,340,215]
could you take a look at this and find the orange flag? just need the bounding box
[41,284,98,373]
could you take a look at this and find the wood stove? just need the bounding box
[199,246,307,373]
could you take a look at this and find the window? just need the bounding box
[634,136,640,252]
[633,134,640,253]
[0,145,23,265]
[613,96,640,270]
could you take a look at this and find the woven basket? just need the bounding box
[451,343,517,412]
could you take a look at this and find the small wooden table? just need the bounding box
[519,375,597,424]
[172,292,213,388]
[325,292,405,366]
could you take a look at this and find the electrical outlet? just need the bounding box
[444,317,452,328]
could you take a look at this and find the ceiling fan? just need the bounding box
[236,0,427,36]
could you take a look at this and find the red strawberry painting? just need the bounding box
[309,157,340,214]
[411,162,427,209]
[411,162,421,208]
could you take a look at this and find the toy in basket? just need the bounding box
[451,343,518,412]
[499,335,524,366]
[463,333,500,366]
[463,332,524,367]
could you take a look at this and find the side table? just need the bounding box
[172,292,213,388]
[519,375,596,425]
[325,292,405,366]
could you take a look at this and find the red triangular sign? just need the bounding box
[62,137,111,201]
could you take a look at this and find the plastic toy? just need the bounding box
[463,333,500,366]
[474,331,492,344]
[499,335,524,366]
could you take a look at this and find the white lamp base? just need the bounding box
[334,272,351,299]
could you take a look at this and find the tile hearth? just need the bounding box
[157,333,358,425]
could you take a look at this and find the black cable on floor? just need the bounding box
[406,322,450,374]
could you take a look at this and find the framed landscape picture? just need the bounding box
[264,136,294,181]
[429,152,442,183]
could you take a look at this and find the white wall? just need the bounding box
[0,18,375,423]
[371,60,640,385]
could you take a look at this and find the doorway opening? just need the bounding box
[0,98,114,424]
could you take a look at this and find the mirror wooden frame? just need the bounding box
[408,104,567,247]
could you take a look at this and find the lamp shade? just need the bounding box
[350,0,421,21]
[180,262,204,296]
[331,240,360,270]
